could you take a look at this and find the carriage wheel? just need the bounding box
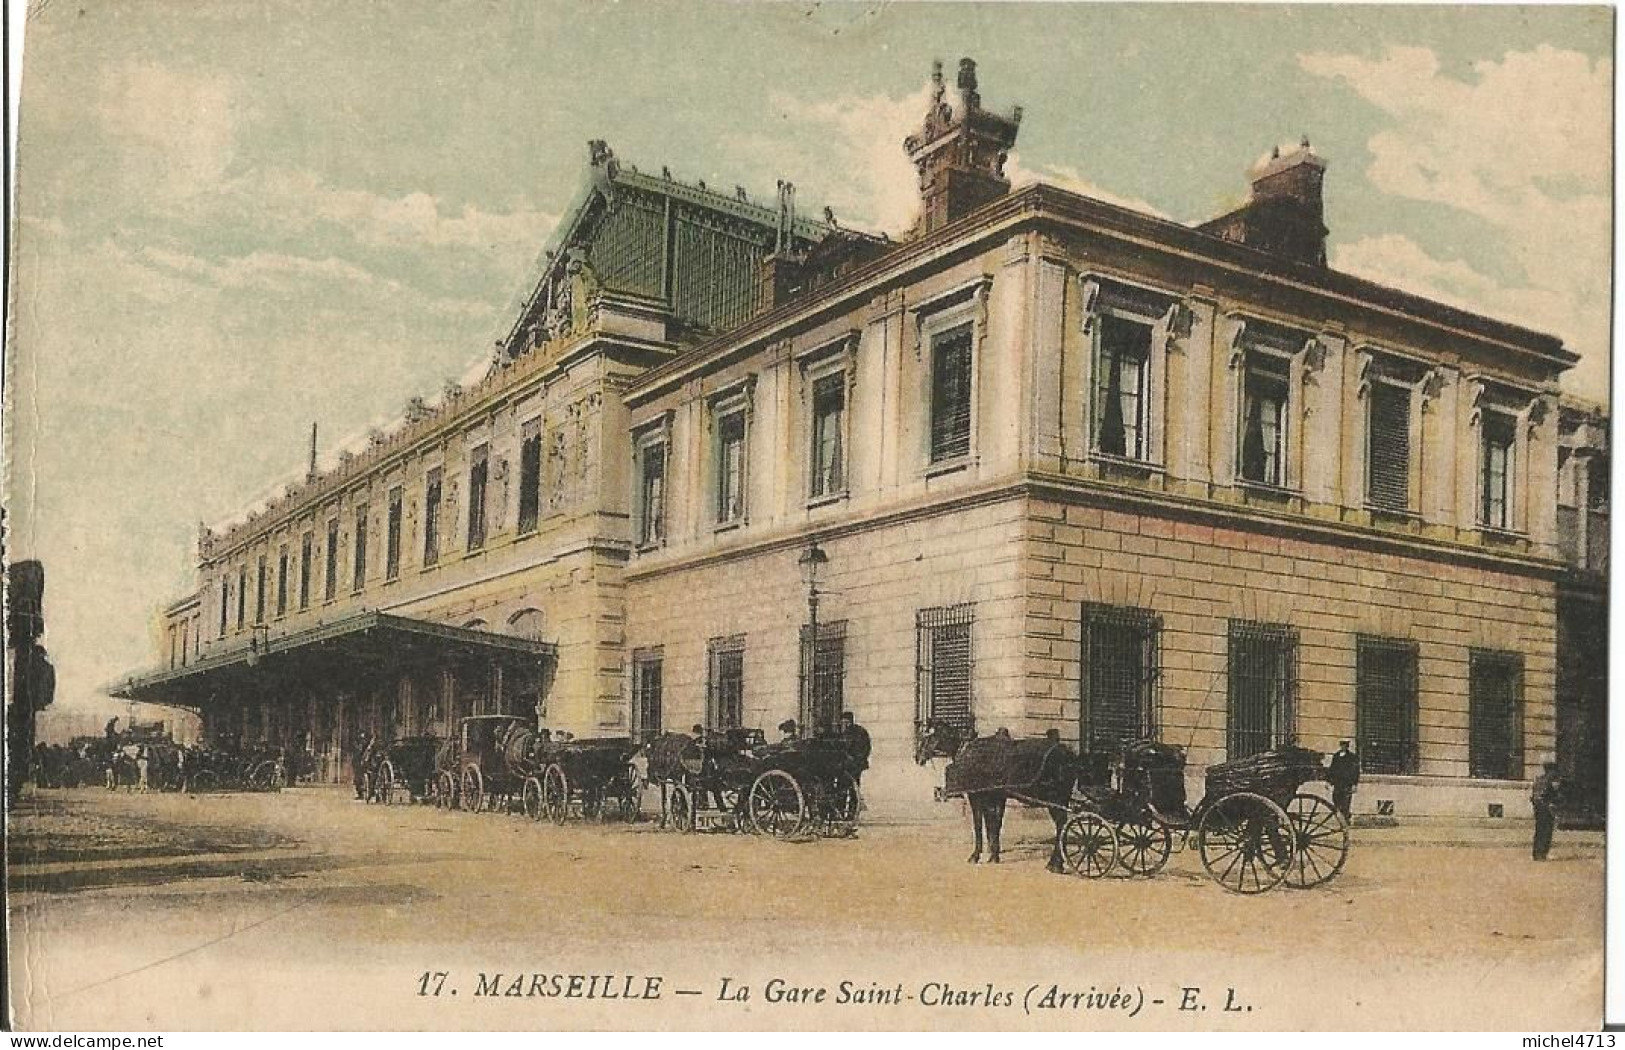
[1114,819,1174,877]
[821,775,861,835]
[748,769,807,839]
[668,783,695,833]
[618,765,642,822]
[459,766,485,813]
[1284,793,1350,889]
[1197,792,1295,894]
[1060,812,1119,879]
[542,765,570,825]
[519,776,544,821]
[187,770,219,794]
[433,771,456,809]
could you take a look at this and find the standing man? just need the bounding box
[838,711,872,783]
[1531,761,1563,861]
[1326,740,1360,822]
[136,747,150,793]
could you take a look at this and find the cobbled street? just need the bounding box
[6,786,1603,1031]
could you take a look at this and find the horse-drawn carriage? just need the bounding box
[925,722,1349,894]
[643,728,862,839]
[361,735,443,805]
[533,737,640,825]
[434,715,543,813]
[181,745,289,792]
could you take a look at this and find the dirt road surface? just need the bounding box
[6,786,1603,1030]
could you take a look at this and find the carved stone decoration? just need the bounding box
[1079,277,1102,335]
[1300,336,1327,383]
[1157,301,1193,355]
[1526,395,1554,437]
[1226,318,1250,370]
[404,396,430,424]
[1354,348,1375,401]
[1419,369,1445,414]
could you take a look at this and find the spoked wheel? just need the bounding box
[748,769,807,839]
[459,766,485,813]
[820,774,861,836]
[433,771,456,809]
[542,765,570,825]
[1060,812,1120,879]
[1114,819,1174,877]
[668,783,695,833]
[186,770,219,794]
[1197,791,1296,894]
[616,766,642,822]
[521,776,545,821]
[374,761,397,805]
[1284,793,1350,888]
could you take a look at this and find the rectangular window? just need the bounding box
[517,419,542,534]
[254,555,267,624]
[916,604,974,734]
[1356,636,1419,775]
[423,469,442,567]
[1481,413,1516,530]
[1081,603,1159,751]
[1226,620,1297,759]
[810,372,846,497]
[800,621,847,733]
[631,649,663,745]
[1469,649,1523,780]
[467,444,489,550]
[715,410,747,524]
[298,532,313,610]
[1095,315,1153,460]
[929,324,974,462]
[275,546,289,617]
[352,504,369,592]
[706,635,746,730]
[385,487,403,580]
[1367,382,1412,513]
[219,578,229,638]
[236,566,247,629]
[637,439,666,547]
[1240,352,1290,486]
[324,518,339,601]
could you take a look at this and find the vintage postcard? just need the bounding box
[2,1,1612,1034]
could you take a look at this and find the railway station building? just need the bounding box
[118,59,1608,820]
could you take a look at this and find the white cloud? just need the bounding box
[1301,45,1611,400]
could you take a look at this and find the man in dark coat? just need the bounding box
[1326,740,1360,822]
[839,711,872,779]
[1531,761,1563,861]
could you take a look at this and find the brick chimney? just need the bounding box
[903,58,1023,236]
[1200,138,1329,267]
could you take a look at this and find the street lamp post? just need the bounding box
[797,542,829,729]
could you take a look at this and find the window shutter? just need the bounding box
[1368,383,1411,511]
[930,329,973,462]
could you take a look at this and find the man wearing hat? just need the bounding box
[839,711,872,781]
[1326,740,1360,822]
[777,719,800,744]
[1531,761,1563,861]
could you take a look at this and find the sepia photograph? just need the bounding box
[2,0,1612,1033]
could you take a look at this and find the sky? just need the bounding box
[4,1,1613,737]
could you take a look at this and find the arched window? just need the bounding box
[507,608,545,641]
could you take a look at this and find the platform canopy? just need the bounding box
[111,611,557,709]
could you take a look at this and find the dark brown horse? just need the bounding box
[916,720,1079,871]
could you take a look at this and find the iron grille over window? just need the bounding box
[1367,382,1412,512]
[706,635,746,730]
[1240,352,1290,486]
[1469,648,1523,780]
[276,547,289,616]
[716,410,747,524]
[1227,620,1297,758]
[517,420,542,534]
[810,372,846,497]
[917,604,974,734]
[254,556,267,624]
[1356,636,1419,774]
[237,567,247,629]
[352,505,368,592]
[631,649,663,744]
[800,621,847,732]
[385,488,403,580]
[423,469,442,567]
[1481,413,1515,529]
[324,519,339,601]
[638,441,666,546]
[1095,316,1152,460]
[1081,603,1159,751]
[298,532,313,610]
[467,445,489,551]
[218,578,229,638]
[930,325,973,462]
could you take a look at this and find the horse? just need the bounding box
[916,719,1079,872]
